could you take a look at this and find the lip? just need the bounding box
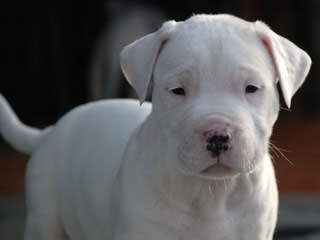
[201,163,232,173]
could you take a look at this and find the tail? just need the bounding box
[0,94,52,155]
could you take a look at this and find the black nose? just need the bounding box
[206,134,231,157]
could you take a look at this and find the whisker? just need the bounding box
[269,142,293,166]
[269,143,279,158]
[269,153,275,164]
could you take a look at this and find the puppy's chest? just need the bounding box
[167,207,242,240]
[141,199,255,240]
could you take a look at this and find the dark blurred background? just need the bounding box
[0,0,320,239]
[1,0,320,124]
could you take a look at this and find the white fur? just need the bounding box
[0,14,311,240]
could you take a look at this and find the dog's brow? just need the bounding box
[176,69,194,79]
[239,65,264,80]
[164,68,195,82]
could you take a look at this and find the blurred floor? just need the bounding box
[0,196,25,240]
[276,195,320,240]
[0,194,319,240]
[0,110,319,239]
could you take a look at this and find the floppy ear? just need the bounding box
[254,21,311,108]
[120,20,178,104]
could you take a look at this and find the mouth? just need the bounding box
[201,163,232,173]
[199,161,238,179]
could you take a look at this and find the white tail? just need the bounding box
[0,94,51,155]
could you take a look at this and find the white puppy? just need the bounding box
[0,14,311,240]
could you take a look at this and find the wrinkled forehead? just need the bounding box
[155,16,274,83]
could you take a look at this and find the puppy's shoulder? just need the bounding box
[53,99,151,138]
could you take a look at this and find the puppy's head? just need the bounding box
[120,14,311,180]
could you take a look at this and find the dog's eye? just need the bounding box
[170,87,185,96]
[245,85,259,94]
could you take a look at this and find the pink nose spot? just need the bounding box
[204,129,231,143]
